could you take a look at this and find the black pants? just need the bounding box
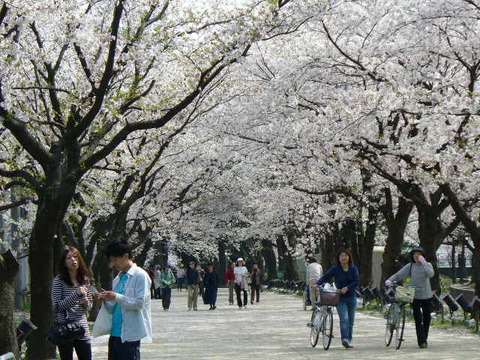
[412,298,432,345]
[234,283,248,307]
[58,339,92,360]
[161,287,172,309]
[108,336,140,360]
[250,284,261,303]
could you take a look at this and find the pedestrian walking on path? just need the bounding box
[186,261,200,311]
[159,265,176,311]
[315,248,360,349]
[51,246,93,360]
[306,257,323,310]
[203,264,219,310]
[234,258,249,308]
[224,262,236,305]
[386,246,434,349]
[95,240,152,360]
[176,265,186,291]
[249,263,263,304]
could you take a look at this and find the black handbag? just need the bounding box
[47,311,85,345]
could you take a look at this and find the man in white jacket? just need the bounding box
[306,257,323,310]
[98,240,152,360]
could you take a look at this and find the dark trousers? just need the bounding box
[161,287,172,309]
[234,283,248,307]
[412,298,432,345]
[108,336,140,360]
[58,339,92,360]
[250,284,261,303]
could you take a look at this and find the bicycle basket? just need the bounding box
[395,285,414,303]
[319,290,340,306]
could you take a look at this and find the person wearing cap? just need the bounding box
[306,257,323,310]
[159,265,176,311]
[186,261,200,311]
[234,258,249,308]
[385,246,434,349]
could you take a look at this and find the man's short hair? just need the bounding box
[104,240,132,258]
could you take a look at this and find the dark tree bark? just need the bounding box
[357,203,379,287]
[218,240,227,284]
[380,189,414,283]
[0,250,20,359]
[440,183,480,295]
[276,231,299,280]
[261,239,277,280]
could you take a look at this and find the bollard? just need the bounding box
[441,293,460,323]
[469,297,480,332]
[455,294,472,320]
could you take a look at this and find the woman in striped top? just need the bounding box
[51,246,93,360]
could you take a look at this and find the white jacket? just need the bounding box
[95,264,152,343]
[306,262,323,281]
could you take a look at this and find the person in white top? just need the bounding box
[234,258,249,308]
[306,257,323,309]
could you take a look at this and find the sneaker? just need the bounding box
[419,343,428,349]
[342,339,350,349]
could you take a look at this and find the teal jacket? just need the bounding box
[159,269,176,288]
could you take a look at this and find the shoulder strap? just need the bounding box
[410,263,413,278]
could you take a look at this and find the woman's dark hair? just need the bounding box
[104,240,132,258]
[58,246,91,286]
[336,248,354,267]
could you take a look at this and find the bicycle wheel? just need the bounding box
[384,304,395,347]
[394,304,406,349]
[322,308,333,350]
[310,308,321,347]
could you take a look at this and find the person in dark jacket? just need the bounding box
[203,265,219,310]
[315,249,360,349]
[250,263,263,304]
[186,261,199,311]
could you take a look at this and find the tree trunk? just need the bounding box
[417,207,443,293]
[28,197,72,360]
[276,234,298,281]
[381,194,414,283]
[358,205,378,287]
[320,223,340,270]
[0,250,20,359]
[261,240,277,280]
[218,241,227,285]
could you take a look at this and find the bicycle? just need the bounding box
[384,284,415,350]
[307,289,339,350]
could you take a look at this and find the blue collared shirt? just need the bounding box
[111,272,128,337]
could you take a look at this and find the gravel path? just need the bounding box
[91,288,480,359]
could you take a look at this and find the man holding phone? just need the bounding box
[97,240,152,360]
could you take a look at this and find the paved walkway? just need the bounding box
[92,288,480,359]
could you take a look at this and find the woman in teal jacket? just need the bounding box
[159,265,176,310]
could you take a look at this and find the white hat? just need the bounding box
[237,258,244,263]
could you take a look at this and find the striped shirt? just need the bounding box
[51,276,93,340]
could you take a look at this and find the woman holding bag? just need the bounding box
[315,249,359,349]
[51,246,93,360]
